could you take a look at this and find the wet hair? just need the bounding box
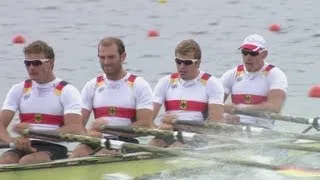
[175,39,201,59]
[98,37,126,55]
[23,40,55,59]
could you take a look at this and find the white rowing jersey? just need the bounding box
[220,63,288,128]
[153,71,224,122]
[81,72,153,126]
[1,78,82,145]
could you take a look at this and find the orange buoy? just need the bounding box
[12,35,26,44]
[308,85,320,98]
[268,24,281,32]
[147,29,159,37]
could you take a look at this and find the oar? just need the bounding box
[100,125,220,144]
[231,109,320,131]
[101,125,320,152]
[22,128,180,156]
[0,142,14,149]
[173,120,320,141]
[20,129,320,176]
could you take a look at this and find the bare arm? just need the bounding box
[57,113,87,135]
[81,108,91,127]
[152,103,161,120]
[207,104,224,123]
[0,110,15,143]
[131,108,154,128]
[234,89,286,113]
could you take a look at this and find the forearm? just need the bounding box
[57,124,87,135]
[234,102,282,113]
[0,124,13,143]
[131,120,153,128]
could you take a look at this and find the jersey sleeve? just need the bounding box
[152,76,170,105]
[267,67,288,92]
[80,80,95,111]
[220,68,237,95]
[206,76,225,105]
[60,84,82,115]
[1,82,24,112]
[134,77,153,110]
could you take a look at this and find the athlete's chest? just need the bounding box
[93,83,135,106]
[19,87,63,113]
[232,74,269,94]
[166,82,207,100]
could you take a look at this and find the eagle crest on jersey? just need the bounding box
[245,95,252,104]
[180,100,188,110]
[108,107,116,116]
[34,113,42,123]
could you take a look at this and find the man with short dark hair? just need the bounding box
[69,37,154,158]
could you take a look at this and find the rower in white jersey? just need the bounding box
[69,37,153,158]
[149,39,225,148]
[0,40,85,164]
[220,34,288,129]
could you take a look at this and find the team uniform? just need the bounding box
[153,71,224,122]
[1,78,82,159]
[220,63,288,129]
[81,73,153,142]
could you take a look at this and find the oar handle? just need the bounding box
[0,142,15,149]
[101,125,200,143]
[23,128,178,156]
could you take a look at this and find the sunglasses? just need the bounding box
[241,49,260,57]
[24,59,50,67]
[175,58,198,65]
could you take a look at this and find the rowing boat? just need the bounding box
[0,139,319,180]
[0,118,319,179]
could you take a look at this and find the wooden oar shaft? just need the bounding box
[102,125,320,152]
[232,109,312,125]
[174,120,320,141]
[101,125,174,139]
[23,129,179,156]
[100,125,209,143]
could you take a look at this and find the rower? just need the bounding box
[220,34,288,129]
[149,39,225,148]
[0,40,85,164]
[69,37,154,158]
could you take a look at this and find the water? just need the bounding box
[0,0,320,178]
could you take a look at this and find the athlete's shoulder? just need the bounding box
[55,79,79,94]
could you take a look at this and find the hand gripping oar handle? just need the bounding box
[231,109,320,131]
[23,128,180,156]
[0,142,15,149]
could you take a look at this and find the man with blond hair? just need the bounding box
[149,39,225,147]
[0,40,85,164]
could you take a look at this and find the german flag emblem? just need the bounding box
[108,107,116,116]
[245,95,252,104]
[35,114,42,123]
[180,100,187,110]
